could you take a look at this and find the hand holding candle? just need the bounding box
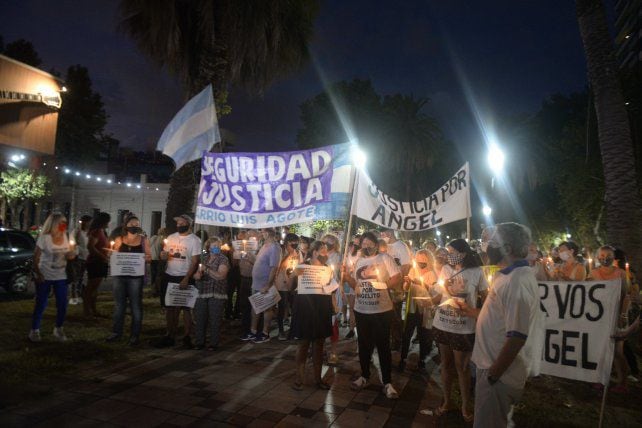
[110,240,115,251]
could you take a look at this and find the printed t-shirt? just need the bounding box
[472,263,544,389]
[164,232,202,277]
[37,234,69,281]
[252,241,281,291]
[386,240,413,267]
[353,253,400,314]
[433,264,488,334]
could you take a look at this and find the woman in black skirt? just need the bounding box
[289,240,333,390]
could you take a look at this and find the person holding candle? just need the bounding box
[238,230,258,340]
[193,237,230,350]
[342,235,361,339]
[289,240,334,390]
[399,250,439,372]
[526,243,547,281]
[588,245,630,392]
[68,215,91,305]
[321,234,342,364]
[276,233,301,340]
[547,241,586,281]
[107,214,151,345]
[432,239,489,421]
[342,231,402,399]
[28,212,77,342]
[84,212,111,318]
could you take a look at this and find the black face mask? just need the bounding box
[487,245,504,265]
[599,257,614,267]
[127,226,142,234]
[417,262,428,269]
[289,243,298,250]
[362,247,376,257]
[177,225,189,234]
[317,255,328,264]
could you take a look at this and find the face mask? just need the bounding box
[289,243,298,250]
[382,237,390,244]
[324,242,334,250]
[210,247,221,255]
[526,253,537,261]
[599,257,614,267]
[447,253,465,266]
[127,226,142,234]
[487,245,504,265]
[559,251,571,261]
[417,262,428,269]
[362,247,376,257]
[317,255,328,264]
[177,225,189,234]
[481,242,489,253]
[58,223,67,232]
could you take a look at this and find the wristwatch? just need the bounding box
[487,374,499,385]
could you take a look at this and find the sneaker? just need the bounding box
[240,333,256,341]
[68,298,78,305]
[53,327,68,342]
[328,353,339,365]
[28,329,41,342]
[278,332,288,341]
[345,330,355,339]
[252,332,270,343]
[182,336,194,349]
[383,383,399,399]
[627,375,639,383]
[351,376,368,391]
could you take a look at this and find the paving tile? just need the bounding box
[332,408,387,428]
[259,410,288,423]
[73,398,136,421]
[166,414,198,426]
[226,412,255,426]
[183,405,212,418]
[239,405,268,418]
[247,419,277,428]
[289,406,317,418]
[311,411,338,425]
[321,403,344,414]
[207,409,235,422]
[109,405,175,428]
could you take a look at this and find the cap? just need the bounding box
[173,214,194,225]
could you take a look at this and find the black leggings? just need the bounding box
[624,340,639,375]
[355,310,393,384]
[401,312,433,362]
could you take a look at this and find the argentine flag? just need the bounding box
[156,84,220,170]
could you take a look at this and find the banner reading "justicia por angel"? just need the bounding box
[195,144,353,228]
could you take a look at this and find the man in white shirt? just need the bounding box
[156,214,201,348]
[468,223,544,428]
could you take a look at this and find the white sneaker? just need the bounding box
[627,375,639,383]
[68,298,78,305]
[53,327,68,342]
[351,376,368,391]
[383,383,398,399]
[28,329,41,342]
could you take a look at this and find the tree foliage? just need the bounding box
[1,38,42,67]
[0,169,50,225]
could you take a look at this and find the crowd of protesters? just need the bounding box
[25,210,640,427]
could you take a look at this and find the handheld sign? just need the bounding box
[164,283,199,308]
[249,286,281,313]
[298,265,333,295]
[232,239,259,259]
[110,253,146,276]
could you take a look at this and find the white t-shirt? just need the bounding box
[353,253,400,314]
[70,228,89,260]
[164,232,202,277]
[433,265,488,334]
[472,263,545,389]
[407,268,438,313]
[37,234,70,281]
[343,252,360,295]
[386,240,413,268]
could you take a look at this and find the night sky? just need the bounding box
[3,0,591,164]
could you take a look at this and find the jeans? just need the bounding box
[355,310,393,384]
[239,276,253,335]
[401,312,433,362]
[32,280,68,329]
[112,276,144,338]
[277,290,291,333]
[194,297,226,347]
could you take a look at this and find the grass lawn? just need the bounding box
[0,291,640,427]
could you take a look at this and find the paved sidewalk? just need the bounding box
[0,322,470,427]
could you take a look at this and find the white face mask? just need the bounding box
[559,251,571,261]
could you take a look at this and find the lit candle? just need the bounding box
[626,262,631,281]
[376,268,381,281]
[588,258,593,271]
[409,239,413,248]
[413,259,417,270]
[110,240,115,250]
[487,274,493,284]
[163,238,168,247]
[242,239,247,251]
[199,263,203,272]
[420,275,424,287]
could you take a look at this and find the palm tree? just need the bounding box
[119,0,319,230]
[576,0,642,268]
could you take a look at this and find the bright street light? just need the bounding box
[351,145,367,170]
[482,205,492,217]
[487,143,505,175]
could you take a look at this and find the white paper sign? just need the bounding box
[298,265,333,295]
[110,253,146,276]
[164,283,199,308]
[323,278,340,295]
[232,239,259,259]
[353,163,470,231]
[249,286,281,313]
[538,280,620,384]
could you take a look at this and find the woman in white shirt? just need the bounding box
[432,239,489,422]
[29,212,77,342]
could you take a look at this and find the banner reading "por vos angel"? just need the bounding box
[353,163,470,231]
[195,144,352,228]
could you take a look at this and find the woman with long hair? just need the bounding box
[29,212,76,342]
[289,240,334,390]
[107,214,151,345]
[432,239,489,422]
[547,241,586,281]
[84,212,111,317]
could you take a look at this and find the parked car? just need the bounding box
[0,229,35,294]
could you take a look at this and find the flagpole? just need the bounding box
[340,166,359,265]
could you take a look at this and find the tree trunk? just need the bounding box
[577,0,642,270]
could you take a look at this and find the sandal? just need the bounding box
[434,402,453,417]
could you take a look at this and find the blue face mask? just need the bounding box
[210,247,221,255]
